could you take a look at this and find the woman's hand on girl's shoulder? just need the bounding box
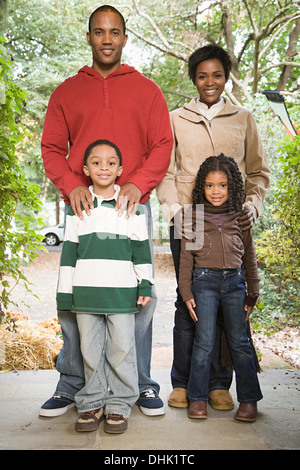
[239,205,254,231]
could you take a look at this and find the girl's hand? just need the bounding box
[186,298,197,322]
[245,304,254,321]
[137,296,152,308]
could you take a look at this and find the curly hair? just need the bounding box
[192,154,245,211]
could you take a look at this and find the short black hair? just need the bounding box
[188,44,232,84]
[88,5,126,34]
[84,139,123,166]
[192,153,245,211]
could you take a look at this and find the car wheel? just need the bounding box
[45,233,59,246]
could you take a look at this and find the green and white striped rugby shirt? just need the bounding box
[56,186,154,315]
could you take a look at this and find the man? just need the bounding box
[40,5,173,418]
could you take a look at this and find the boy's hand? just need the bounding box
[245,304,254,321]
[116,183,142,218]
[137,296,152,308]
[185,298,197,322]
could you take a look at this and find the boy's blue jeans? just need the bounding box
[75,313,138,417]
[54,200,159,400]
[188,268,263,403]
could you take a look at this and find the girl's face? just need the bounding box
[204,171,228,206]
[195,58,226,108]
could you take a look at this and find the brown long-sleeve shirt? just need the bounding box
[178,208,260,302]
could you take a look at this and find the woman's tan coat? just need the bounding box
[157,98,270,224]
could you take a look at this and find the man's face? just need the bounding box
[87,11,128,76]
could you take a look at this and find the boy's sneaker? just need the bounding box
[39,395,75,417]
[104,414,128,434]
[75,407,105,432]
[137,389,165,416]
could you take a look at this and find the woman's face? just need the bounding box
[195,58,226,108]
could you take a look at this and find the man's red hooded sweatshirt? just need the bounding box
[41,65,173,204]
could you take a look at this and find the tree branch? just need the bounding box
[259,61,300,75]
[130,0,192,57]
[126,26,188,61]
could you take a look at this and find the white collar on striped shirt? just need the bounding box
[88,184,120,202]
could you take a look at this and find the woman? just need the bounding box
[157,44,269,415]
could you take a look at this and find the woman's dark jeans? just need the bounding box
[188,268,263,403]
[169,226,232,391]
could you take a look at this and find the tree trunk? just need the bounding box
[277,19,300,91]
[222,5,242,103]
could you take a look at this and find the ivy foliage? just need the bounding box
[0,39,45,315]
[255,132,300,328]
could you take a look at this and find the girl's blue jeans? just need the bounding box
[188,267,263,404]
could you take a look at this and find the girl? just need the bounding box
[179,154,263,421]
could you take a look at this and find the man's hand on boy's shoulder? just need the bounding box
[69,185,94,220]
[115,182,142,218]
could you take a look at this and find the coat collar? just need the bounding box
[178,97,239,123]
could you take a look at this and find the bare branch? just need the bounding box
[128,0,193,58]
[259,15,300,61]
[259,61,300,75]
[131,0,170,49]
[243,0,258,35]
[161,89,193,100]
[229,72,252,101]
[126,26,188,61]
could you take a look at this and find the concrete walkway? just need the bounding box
[0,363,299,452]
[1,249,299,452]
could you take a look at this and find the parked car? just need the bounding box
[39,223,64,246]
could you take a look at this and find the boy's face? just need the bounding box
[83,144,123,197]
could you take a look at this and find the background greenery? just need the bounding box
[0,0,299,330]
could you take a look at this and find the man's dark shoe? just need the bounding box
[39,395,75,417]
[137,389,165,416]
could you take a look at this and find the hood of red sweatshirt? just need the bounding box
[78,64,138,79]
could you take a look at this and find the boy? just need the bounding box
[56,139,153,433]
